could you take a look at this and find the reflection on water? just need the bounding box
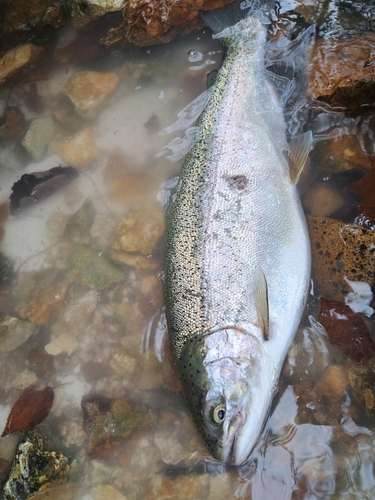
[0,0,375,498]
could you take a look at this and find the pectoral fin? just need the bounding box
[252,267,269,341]
[288,130,313,184]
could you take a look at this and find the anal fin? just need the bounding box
[288,130,313,184]
[252,267,269,340]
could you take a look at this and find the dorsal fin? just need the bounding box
[252,267,269,340]
[288,130,313,184]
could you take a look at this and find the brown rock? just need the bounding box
[105,0,237,47]
[19,281,69,325]
[0,107,25,139]
[64,71,120,120]
[107,173,159,206]
[317,134,372,173]
[307,215,375,300]
[67,0,126,27]
[112,204,165,255]
[81,394,155,457]
[0,44,44,87]
[2,0,65,37]
[302,186,344,216]
[308,33,375,111]
[347,355,375,421]
[103,149,131,185]
[57,127,100,168]
[109,250,159,270]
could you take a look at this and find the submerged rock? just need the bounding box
[19,281,69,325]
[112,204,165,255]
[66,0,126,27]
[0,106,26,140]
[302,186,344,217]
[64,71,120,120]
[9,166,79,214]
[347,356,375,421]
[66,245,123,290]
[307,216,375,300]
[0,316,38,352]
[105,0,237,47]
[0,44,44,87]
[1,0,65,39]
[107,173,160,207]
[308,33,375,111]
[81,394,155,457]
[21,116,55,161]
[90,214,116,248]
[65,199,96,244]
[57,127,101,168]
[2,431,72,500]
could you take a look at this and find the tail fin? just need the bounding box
[200,0,274,34]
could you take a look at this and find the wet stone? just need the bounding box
[91,484,127,500]
[66,245,123,290]
[0,316,38,352]
[66,0,126,27]
[57,127,100,168]
[45,331,79,356]
[19,281,68,325]
[107,173,160,207]
[21,116,55,161]
[0,251,12,286]
[0,44,44,87]
[81,395,155,458]
[90,214,116,248]
[109,250,159,271]
[114,0,236,47]
[302,186,344,217]
[110,346,137,375]
[65,199,95,244]
[0,106,25,140]
[2,430,71,500]
[347,355,375,421]
[64,71,120,120]
[12,368,38,390]
[112,204,165,255]
[1,0,65,38]
[307,215,375,301]
[64,289,99,334]
[308,33,375,111]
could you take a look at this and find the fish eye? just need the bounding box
[212,405,226,425]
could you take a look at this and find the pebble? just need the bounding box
[64,290,99,334]
[110,346,137,375]
[12,368,38,390]
[107,173,159,207]
[0,44,44,86]
[302,186,344,217]
[90,214,116,247]
[91,484,128,500]
[109,250,159,271]
[21,116,55,161]
[112,204,165,255]
[19,281,69,325]
[0,316,38,352]
[45,331,79,356]
[57,127,100,168]
[64,71,120,119]
[66,246,124,290]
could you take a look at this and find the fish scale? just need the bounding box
[163,13,311,464]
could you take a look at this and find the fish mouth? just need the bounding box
[220,411,244,464]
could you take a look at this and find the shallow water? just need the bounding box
[0,1,375,499]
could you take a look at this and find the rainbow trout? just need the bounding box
[163,7,311,465]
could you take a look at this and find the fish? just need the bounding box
[163,3,312,466]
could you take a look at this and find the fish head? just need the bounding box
[178,326,275,465]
